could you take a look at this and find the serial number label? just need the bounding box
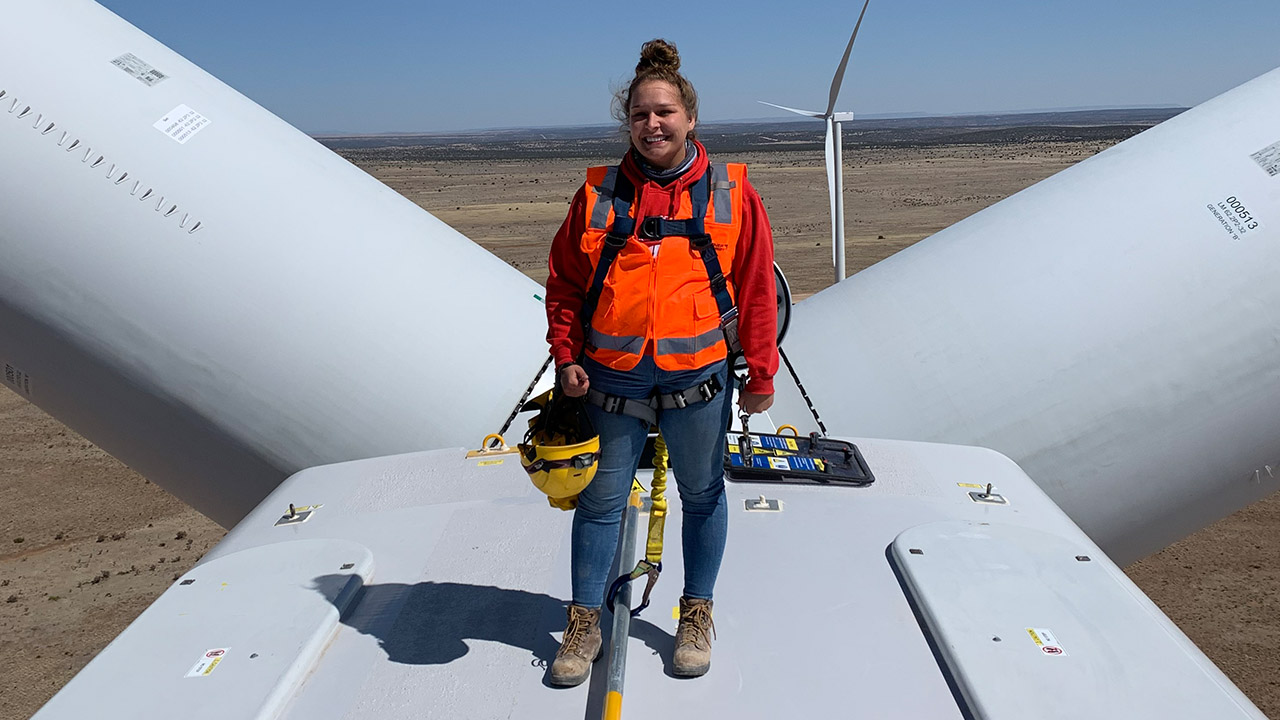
[154,104,211,145]
[1206,196,1262,241]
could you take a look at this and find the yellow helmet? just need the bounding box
[518,390,599,502]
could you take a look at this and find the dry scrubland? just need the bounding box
[2,140,1278,720]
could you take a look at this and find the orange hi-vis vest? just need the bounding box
[579,162,746,371]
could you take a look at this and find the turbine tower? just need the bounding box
[761,0,870,284]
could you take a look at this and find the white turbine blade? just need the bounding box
[824,0,871,117]
[824,117,838,266]
[758,100,825,118]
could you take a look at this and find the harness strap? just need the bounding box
[638,216,703,240]
[585,374,723,424]
[581,172,637,340]
[656,373,723,409]
[585,387,658,425]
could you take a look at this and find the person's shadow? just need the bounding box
[315,575,564,667]
[312,574,683,688]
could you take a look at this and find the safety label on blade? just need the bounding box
[3,362,31,396]
[186,647,229,677]
[1252,141,1280,177]
[111,53,167,87]
[1026,627,1067,656]
[154,104,211,145]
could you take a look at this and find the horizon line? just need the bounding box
[307,104,1188,139]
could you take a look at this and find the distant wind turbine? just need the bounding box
[760,0,871,283]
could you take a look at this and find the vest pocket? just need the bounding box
[694,292,717,319]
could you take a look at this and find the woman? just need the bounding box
[544,38,778,685]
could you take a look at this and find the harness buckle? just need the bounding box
[720,308,742,355]
[698,375,722,402]
[604,232,629,248]
[689,234,714,255]
[601,395,624,414]
[639,216,664,240]
[671,391,688,409]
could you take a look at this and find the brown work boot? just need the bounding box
[549,604,603,687]
[673,596,715,677]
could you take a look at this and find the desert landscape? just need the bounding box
[2,117,1277,719]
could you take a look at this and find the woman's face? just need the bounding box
[628,80,696,170]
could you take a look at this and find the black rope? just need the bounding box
[492,355,554,447]
[778,346,828,437]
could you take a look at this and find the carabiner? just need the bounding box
[605,559,662,617]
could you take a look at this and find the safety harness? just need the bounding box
[579,164,741,423]
[585,164,743,616]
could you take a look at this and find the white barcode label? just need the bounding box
[1251,141,1280,178]
[111,53,167,87]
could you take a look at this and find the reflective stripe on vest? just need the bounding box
[711,163,735,224]
[588,166,618,230]
[587,327,645,355]
[656,326,726,357]
[578,162,747,371]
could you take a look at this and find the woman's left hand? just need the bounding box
[739,391,774,414]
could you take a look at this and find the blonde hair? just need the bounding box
[612,39,699,140]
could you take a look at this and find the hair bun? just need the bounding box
[636,39,681,74]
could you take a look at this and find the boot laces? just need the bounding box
[562,606,594,655]
[677,601,716,647]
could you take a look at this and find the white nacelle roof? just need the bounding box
[33,438,1265,719]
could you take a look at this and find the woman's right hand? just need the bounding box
[559,364,590,397]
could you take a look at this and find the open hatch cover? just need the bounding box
[724,431,874,486]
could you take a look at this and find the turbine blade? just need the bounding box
[824,118,838,266]
[825,0,871,117]
[758,100,825,118]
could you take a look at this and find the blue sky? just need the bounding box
[98,0,1280,134]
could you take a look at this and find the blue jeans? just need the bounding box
[571,356,732,608]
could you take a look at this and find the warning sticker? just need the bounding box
[111,53,168,86]
[1252,141,1280,178]
[3,362,32,396]
[477,459,504,467]
[757,435,799,451]
[186,647,230,677]
[154,104,211,145]
[956,483,985,489]
[1026,628,1067,656]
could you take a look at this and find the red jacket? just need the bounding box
[546,143,778,394]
